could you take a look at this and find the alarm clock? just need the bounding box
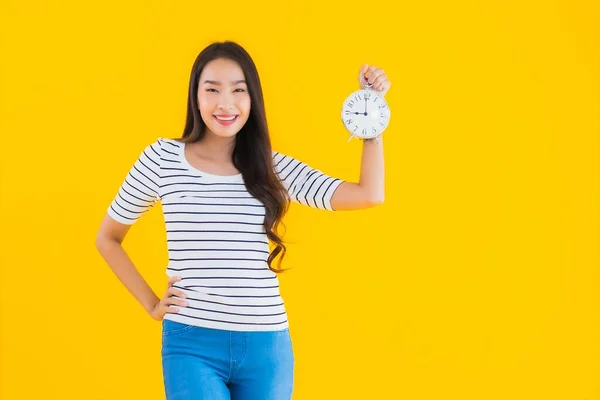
[341,74,390,143]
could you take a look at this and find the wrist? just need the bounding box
[144,296,161,314]
[364,134,383,144]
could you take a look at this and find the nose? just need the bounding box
[217,91,236,111]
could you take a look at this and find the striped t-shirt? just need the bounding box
[106,137,343,332]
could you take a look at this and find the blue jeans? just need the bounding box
[161,319,295,399]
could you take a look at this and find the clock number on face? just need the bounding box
[342,89,390,140]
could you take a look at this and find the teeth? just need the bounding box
[215,115,236,121]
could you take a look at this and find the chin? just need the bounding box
[207,125,241,138]
[215,131,239,138]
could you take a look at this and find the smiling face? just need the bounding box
[197,58,251,139]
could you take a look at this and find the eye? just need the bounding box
[234,88,246,92]
[206,88,217,92]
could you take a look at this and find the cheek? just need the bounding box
[197,95,212,111]
[197,97,214,119]
[239,97,251,114]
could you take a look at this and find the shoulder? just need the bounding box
[271,149,284,159]
[156,137,182,151]
[143,136,184,157]
[271,149,296,164]
[271,149,299,172]
[136,137,181,168]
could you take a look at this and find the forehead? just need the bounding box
[200,58,245,81]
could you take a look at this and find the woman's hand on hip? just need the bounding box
[149,276,188,321]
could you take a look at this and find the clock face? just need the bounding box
[341,89,390,139]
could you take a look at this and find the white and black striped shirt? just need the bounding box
[107,137,343,331]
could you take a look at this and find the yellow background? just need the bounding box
[1,0,598,399]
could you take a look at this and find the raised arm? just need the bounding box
[330,135,384,211]
[331,64,390,211]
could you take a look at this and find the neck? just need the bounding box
[194,129,236,162]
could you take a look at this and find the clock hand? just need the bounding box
[364,97,367,115]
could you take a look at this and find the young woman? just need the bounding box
[95,41,390,400]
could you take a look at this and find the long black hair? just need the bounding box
[176,41,290,273]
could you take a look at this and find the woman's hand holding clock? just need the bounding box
[340,64,391,142]
[359,64,390,96]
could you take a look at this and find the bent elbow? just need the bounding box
[95,234,109,252]
[367,194,385,207]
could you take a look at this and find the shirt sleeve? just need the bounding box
[272,151,344,211]
[106,138,163,225]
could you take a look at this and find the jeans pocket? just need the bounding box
[162,319,195,337]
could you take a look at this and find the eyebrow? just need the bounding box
[203,80,247,85]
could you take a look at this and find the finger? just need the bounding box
[158,300,180,313]
[167,276,182,288]
[167,297,189,307]
[363,66,378,83]
[358,64,369,80]
[167,287,187,299]
[366,69,385,85]
[372,74,388,89]
[378,80,391,92]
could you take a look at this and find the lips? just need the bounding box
[214,114,237,119]
[213,114,238,126]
